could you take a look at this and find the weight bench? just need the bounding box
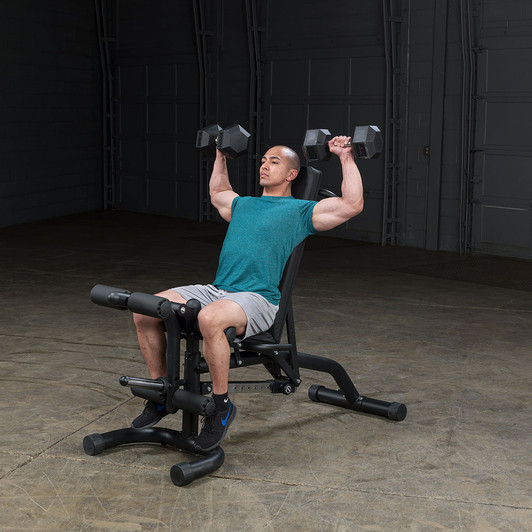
[83,165,407,486]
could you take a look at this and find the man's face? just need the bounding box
[259,147,295,188]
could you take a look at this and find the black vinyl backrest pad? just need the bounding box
[265,165,323,343]
[291,165,322,202]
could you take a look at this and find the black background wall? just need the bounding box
[0,0,102,226]
[1,0,531,260]
[113,0,200,219]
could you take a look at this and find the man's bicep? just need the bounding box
[312,197,357,232]
[211,190,239,221]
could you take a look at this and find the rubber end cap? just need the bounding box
[83,433,105,455]
[170,462,195,487]
[388,402,407,421]
[308,384,323,402]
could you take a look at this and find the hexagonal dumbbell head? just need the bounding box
[352,125,383,159]
[302,129,333,162]
[217,124,251,159]
[196,124,222,158]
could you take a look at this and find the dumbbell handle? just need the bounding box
[332,141,353,148]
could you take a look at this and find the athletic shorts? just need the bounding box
[172,284,279,340]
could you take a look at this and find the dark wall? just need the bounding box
[401,0,464,251]
[114,0,200,218]
[0,0,102,227]
[469,0,532,259]
[401,0,532,259]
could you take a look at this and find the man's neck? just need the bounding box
[262,185,292,197]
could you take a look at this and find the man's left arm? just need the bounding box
[311,135,364,232]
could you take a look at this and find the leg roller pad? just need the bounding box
[83,433,106,456]
[172,389,215,416]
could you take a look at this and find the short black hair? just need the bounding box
[277,145,301,174]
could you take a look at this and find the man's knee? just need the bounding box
[197,306,223,338]
[198,301,247,339]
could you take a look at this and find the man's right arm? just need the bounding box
[209,150,239,222]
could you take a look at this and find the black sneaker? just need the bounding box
[194,402,237,452]
[131,401,168,429]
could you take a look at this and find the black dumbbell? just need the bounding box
[196,123,251,159]
[302,125,383,162]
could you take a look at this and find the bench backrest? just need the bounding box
[267,165,322,343]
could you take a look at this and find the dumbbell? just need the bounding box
[302,125,383,162]
[196,123,251,159]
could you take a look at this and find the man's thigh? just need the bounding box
[156,289,187,304]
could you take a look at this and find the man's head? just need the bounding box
[259,146,301,195]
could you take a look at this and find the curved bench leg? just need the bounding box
[83,427,225,485]
[299,352,407,421]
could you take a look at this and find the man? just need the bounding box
[132,135,363,452]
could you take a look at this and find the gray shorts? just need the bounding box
[172,284,279,340]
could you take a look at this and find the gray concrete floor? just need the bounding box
[1,211,531,531]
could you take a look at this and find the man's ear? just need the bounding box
[286,169,298,182]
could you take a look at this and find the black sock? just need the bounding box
[213,392,230,412]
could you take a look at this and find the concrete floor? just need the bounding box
[0,211,531,531]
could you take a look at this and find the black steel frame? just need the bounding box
[84,284,406,486]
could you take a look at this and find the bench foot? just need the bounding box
[83,427,225,485]
[308,384,407,421]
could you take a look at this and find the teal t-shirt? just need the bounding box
[213,195,318,305]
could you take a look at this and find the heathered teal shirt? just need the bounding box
[213,195,318,305]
